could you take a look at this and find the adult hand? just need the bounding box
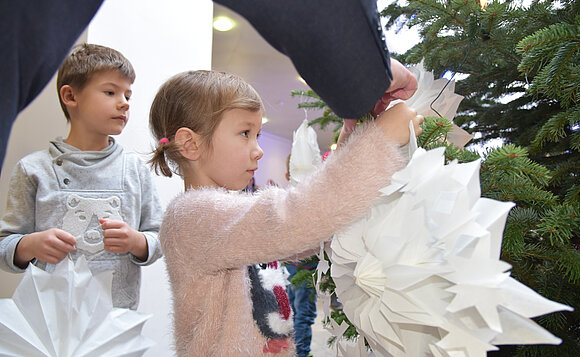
[371,58,418,117]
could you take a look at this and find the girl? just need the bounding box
[149,70,423,356]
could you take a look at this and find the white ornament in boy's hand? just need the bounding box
[0,256,153,356]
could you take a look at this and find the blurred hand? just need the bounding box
[377,102,424,145]
[15,228,76,267]
[100,219,148,261]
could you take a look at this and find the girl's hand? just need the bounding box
[376,102,424,146]
[100,219,148,261]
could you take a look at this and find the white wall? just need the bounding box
[87,1,213,356]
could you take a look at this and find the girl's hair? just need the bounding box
[149,70,264,177]
[56,43,136,121]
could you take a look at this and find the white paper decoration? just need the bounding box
[0,256,153,357]
[329,143,572,356]
[394,61,474,148]
[289,119,323,186]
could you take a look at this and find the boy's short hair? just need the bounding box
[56,43,136,121]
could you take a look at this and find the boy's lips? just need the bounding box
[113,115,127,122]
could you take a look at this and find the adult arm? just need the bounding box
[214,0,393,119]
[0,0,104,167]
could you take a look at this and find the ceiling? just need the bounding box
[211,4,335,151]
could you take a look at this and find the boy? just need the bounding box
[0,43,162,310]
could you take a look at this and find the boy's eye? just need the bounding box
[241,130,250,137]
[105,91,114,96]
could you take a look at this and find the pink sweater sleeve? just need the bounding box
[160,122,406,273]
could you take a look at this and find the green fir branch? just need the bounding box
[536,204,580,245]
[531,106,580,151]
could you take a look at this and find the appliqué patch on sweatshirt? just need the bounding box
[62,194,123,253]
[247,261,293,342]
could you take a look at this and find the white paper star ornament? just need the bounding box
[0,256,153,357]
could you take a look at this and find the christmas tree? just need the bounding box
[293,0,579,355]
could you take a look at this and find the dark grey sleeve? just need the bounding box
[0,0,104,166]
[0,0,392,167]
[214,0,393,119]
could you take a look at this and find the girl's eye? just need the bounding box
[241,130,249,137]
[105,91,114,96]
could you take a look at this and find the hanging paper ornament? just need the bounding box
[395,61,473,148]
[0,256,154,357]
[289,119,322,186]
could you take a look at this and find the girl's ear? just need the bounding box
[60,85,77,107]
[175,127,203,161]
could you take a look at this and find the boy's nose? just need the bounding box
[119,97,130,110]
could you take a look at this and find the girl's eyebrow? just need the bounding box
[239,119,259,128]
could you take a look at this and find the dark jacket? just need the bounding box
[0,0,392,167]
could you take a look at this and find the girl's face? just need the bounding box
[196,108,264,190]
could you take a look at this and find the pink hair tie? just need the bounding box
[159,137,169,145]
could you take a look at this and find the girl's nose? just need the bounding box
[253,144,264,161]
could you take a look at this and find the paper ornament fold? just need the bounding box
[329,143,572,357]
[0,256,154,357]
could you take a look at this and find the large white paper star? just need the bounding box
[328,146,572,356]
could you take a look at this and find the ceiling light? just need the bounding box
[297,76,308,86]
[213,16,235,32]
[262,117,269,124]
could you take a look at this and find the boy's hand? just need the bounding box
[100,219,148,261]
[14,228,76,268]
[377,102,424,146]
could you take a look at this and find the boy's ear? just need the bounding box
[175,127,204,161]
[60,85,77,107]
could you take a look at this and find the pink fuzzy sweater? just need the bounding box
[160,122,406,356]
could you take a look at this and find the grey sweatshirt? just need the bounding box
[0,138,162,309]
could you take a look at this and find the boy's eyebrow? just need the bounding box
[100,81,132,93]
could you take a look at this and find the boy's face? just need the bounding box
[197,108,264,190]
[68,70,133,138]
